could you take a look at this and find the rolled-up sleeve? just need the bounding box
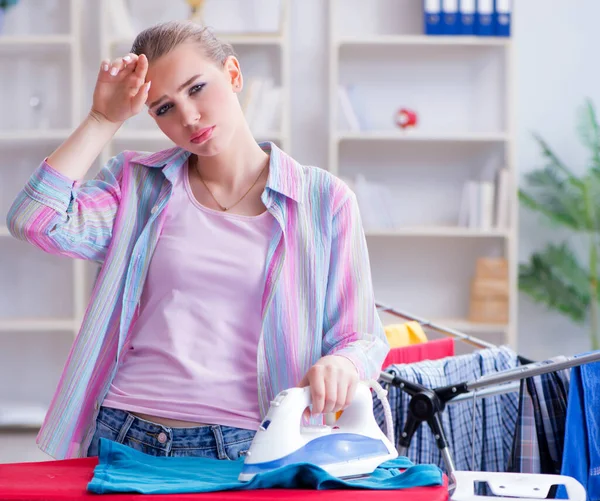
[322,189,389,380]
[6,154,125,263]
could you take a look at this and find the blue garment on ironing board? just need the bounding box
[558,358,600,501]
[88,438,443,494]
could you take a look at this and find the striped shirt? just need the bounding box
[6,141,388,459]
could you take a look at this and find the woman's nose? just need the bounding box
[180,102,201,128]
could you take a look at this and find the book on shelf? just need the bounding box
[342,175,396,231]
[337,85,361,132]
[458,169,510,231]
[240,77,282,136]
[337,84,369,132]
[423,0,511,38]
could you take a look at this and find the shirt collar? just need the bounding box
[132,141,304,204]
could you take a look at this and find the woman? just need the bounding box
[7,20,388,460]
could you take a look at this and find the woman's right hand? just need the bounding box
[90,53,151,125]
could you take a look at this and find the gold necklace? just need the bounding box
[194,156,267,212]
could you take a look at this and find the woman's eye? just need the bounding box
[155,103,172,116]
[190,83,205,95]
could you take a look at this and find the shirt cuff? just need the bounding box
[23,159,76,213]
[330,350,366,380]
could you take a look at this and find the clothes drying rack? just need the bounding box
[375,302,600,475]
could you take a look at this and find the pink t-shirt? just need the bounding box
[103,161,276,430]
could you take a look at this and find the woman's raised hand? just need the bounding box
[90,53,151,124]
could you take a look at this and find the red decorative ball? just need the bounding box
[395,108,418,129]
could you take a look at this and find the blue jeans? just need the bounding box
[87,406,256,459]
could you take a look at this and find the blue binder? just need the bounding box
[442,0,459,35]
[475,0,495,36]
[424,0,443,35]
[495,0,511,37]
[459,0,476,35]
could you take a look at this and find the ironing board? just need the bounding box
[0,457,449,501]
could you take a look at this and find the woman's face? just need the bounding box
[145,42,243,157]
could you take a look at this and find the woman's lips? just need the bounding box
[190,126,215,144]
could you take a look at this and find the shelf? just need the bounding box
[365,227,509,238]
[0,227,9,237]
[435,319,509,334]
[0,318,77,332]
[114,129,283,143]
[0,130,71,142]
[0,403,47,430]
[337,35,511,48]
[109,33,284,49]
[337,131,508,143]
[0,35,74,47]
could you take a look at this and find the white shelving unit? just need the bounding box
[98,0,291,169]
[0,34,75,45]
[337,34,511,47]
[328,0,517,347]
[336,131,509,142]
[365,227,510,238]
[0,0,83,434]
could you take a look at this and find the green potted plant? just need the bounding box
[519,99,600,350]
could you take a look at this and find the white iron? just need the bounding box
[238,382,397,482]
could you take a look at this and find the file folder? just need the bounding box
[476,0,495,36]
[424,0,443,35]
[459,0,476,35]
[442,0,459,35]
[495,0,511,37]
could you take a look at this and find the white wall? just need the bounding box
[514,0,600,359]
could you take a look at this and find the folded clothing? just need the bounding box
[384,321,428,349]
[88,438,444,495]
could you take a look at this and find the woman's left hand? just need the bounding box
[298,355,359,416]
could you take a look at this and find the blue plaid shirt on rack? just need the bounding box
[375,346,519,473]
[507,367,570,474]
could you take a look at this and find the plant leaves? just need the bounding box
[533,133,582,187]
[578,98,600,174]
[518,242,590,323]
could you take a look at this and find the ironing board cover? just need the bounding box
[0,457,449,501]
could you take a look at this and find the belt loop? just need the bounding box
[211,425,228,460]
[115,413,136,444]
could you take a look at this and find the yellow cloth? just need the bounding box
[384,321,428,348]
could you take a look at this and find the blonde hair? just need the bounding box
[131,20,236,65]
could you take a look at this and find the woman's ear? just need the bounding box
[224,55,243,93]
